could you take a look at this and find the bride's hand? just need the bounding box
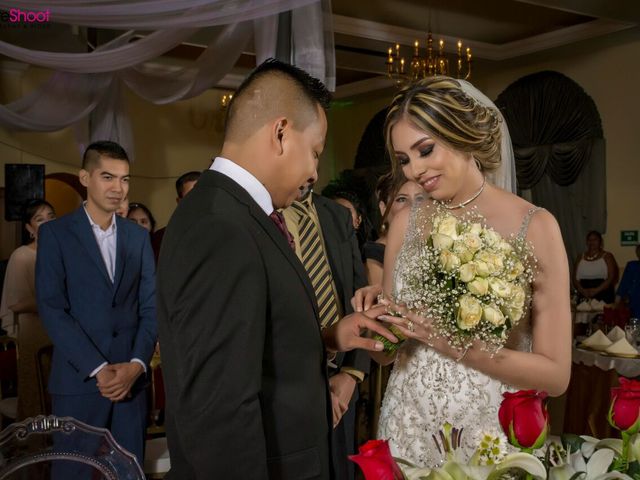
[381,307,472,362]
[380,303,434,343]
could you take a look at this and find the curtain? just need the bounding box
[0,0,335,157]
[495,71,606,269]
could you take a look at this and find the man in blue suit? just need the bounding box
[36,141,156,468]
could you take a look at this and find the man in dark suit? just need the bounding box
[151,170,201,262]
[283,191,369,480]
[156,59,392,480]
[36,141,157,467]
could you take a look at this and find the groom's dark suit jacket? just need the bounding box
[157,170,332,480]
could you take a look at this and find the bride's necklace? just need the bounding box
[440,176,486,210]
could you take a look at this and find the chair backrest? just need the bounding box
[0,415,145,480]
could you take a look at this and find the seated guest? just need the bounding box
[128,202,156,234]
[616,244,640,318]
[573,230,619,304]
[152,170,201,261]
[0,199,56,419]
[364,173,424,286]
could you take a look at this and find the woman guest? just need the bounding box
[364,173,424,286]
[127,202,156,234]
[0,199,56,419]
[616,244,640,318]
[573,230,619,304]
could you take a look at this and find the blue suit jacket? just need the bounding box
[36,207,157,395]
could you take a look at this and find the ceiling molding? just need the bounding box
[332,14,635,61]
[515,0,640,24]
[333,75,394,99]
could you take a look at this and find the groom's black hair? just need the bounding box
[224,58,331,141]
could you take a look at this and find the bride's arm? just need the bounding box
[385,209,572,396]
[369,208,410,366]
[463,210,571,396]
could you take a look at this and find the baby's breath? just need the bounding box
[397,205,537,352]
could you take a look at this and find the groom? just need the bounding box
[157,59,391,480]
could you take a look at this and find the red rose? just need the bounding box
[349,439,404,480]
[609,377,640,434]
[498,390,549,450]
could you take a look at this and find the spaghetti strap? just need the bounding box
[518,206,543,240]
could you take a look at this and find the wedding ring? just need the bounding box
[407,320,415,332]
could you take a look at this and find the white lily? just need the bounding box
[399,453,546,480]
[549,445,631,480]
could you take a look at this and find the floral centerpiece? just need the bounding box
[379,207,536,354]
[351,381,640,480]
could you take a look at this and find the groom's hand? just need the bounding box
[329,373,356,428]
[322,304,397,353]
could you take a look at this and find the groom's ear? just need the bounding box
[271,117,289,156]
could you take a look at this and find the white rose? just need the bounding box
[453,242,474,263]
[436,215,459,240]
[469,223,483,236]
[505,260,525,281]
[482,229,501,247]
[468,277,489,296]
[457,295,483,330]
[439,250,461,272]
[460,232,483,253]
[497,240,514,254]
[510,284,526,309]
[475,251,504,275]
[489,278,512,298]
[475,260,491,278]
[483,305,506,327]
[502,304,524,324]
[459,262,477,283]
[432,233,454,251]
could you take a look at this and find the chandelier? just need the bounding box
[386,32,472,85]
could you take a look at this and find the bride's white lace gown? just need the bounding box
[377,205,539,467]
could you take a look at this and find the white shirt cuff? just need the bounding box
[90,362,108,378]
[131,358,147,374]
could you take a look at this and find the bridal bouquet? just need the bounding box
[397,208,536,352]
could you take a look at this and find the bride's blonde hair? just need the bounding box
[384,77,502,177]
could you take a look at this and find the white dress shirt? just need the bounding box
[210,156,274,215]
[84,205,117,282]
[83,205,146,377]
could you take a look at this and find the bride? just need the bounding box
[364,77,572,467]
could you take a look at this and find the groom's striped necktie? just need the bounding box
[290,197,341,329]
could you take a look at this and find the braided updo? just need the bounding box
[384,77,502,176]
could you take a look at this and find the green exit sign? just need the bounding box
[621,230,639,246]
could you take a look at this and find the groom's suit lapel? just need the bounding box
[203,171,320,319]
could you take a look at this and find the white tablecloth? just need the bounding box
[573,347,640,377]
[573,310,602,324]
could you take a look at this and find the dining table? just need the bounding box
[564,345,640,438]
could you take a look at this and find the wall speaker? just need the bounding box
[4,164,45,221]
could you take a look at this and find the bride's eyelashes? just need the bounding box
[418,144,434,158]
[396,154,410,166]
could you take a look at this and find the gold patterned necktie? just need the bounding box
[290,198,341,328]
